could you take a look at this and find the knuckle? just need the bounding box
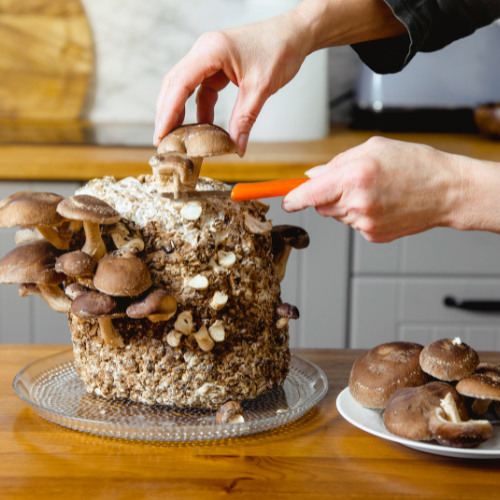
[197,31,229,51]
[366,135,387,148]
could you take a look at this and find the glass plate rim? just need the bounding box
[13,348,329,438]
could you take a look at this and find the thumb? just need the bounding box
[229,85,268,156]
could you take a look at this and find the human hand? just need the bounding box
[154,11,310,154]
[282,137,468,242]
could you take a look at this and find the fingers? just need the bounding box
[154,34,229,146]
[228,83,271,156]
[196,70,230,124]
[282,169,343,212]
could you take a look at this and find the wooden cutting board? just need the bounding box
[0,0,93,120]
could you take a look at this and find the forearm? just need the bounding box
[289,0,407,54]
[450,156,500,234]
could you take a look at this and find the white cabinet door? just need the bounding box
[266,199,350,348]
[353,228,500,276]
[350,277,500,351]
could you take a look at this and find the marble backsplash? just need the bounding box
[80,0,360,141]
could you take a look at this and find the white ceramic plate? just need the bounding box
[336,387,500,459]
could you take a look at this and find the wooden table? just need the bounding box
[1,346,499,499]
[1,126,500,182]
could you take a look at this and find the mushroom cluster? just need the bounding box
[0,123,309,410]
[349,337,499,448]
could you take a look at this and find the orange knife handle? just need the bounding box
[231,178,308,202]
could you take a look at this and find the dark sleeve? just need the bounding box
[351,0,500,74]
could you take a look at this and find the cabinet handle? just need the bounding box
[444,296,500,312]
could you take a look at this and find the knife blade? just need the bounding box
[159,178,308,202]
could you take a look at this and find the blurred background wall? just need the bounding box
[80,0,359,133]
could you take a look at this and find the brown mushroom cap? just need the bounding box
[429,407,492,448]
[215,401,245,424]
[126,288,177,321]
[419,338,479,381]
[93,252,152,297]
[71,291,123,319]
[383,382,469,441]
[475,363,500,382]
[65,282,89,300]
[55,251,95,277]
[0,241,64,285]
[271,225,310,255]
[456,373,500,401]
[0,191,65,228]
[56,195,120,224]
[158,123,237,158]
[276,303,300,320]
[349,341,429,409]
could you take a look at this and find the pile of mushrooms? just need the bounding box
[349,337,498,448]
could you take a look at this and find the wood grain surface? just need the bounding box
[0,0,93,120]
[1,128,500,182]
[1,345,499,499]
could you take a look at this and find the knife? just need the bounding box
[160,178,308,202]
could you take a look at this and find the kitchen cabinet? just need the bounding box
[350,229,500,349]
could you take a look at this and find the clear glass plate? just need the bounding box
[13,349,328,442]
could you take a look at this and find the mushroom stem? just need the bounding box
[98,318,125,348]
[276,317,289,329]
[440,393,462,423]
[37,226,70,250]
[38,284,71,313]
[472,398,492,415]
[82,221,107,261]
[184,157,203,189]
[274,246,292,283]
[19,283,41,297]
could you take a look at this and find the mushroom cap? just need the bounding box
[383,382,469,441]
[93,252,152,297]
[0,240,64,285]
[271,225,310,255]
[157,123,237,158]
[419,338,479,381]
[215,401,245,424]
[276,303,300,320]
[126,288,177,319]
[349,341,428,409]
[65,282,89,300]
[55,251,95,277]
[428,408,492,448]
[71,291,123,319]
[57,195,121,224]
[475,363,500,382]
[0,191,65,228]
[456,373,500,401]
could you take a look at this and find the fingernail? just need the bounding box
[156,121,163,140]
[282,202,292,212]
[305,164,326,178]
[237,134,249,157]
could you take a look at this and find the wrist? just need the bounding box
[291,0,407,54]
[449,156,500,233]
